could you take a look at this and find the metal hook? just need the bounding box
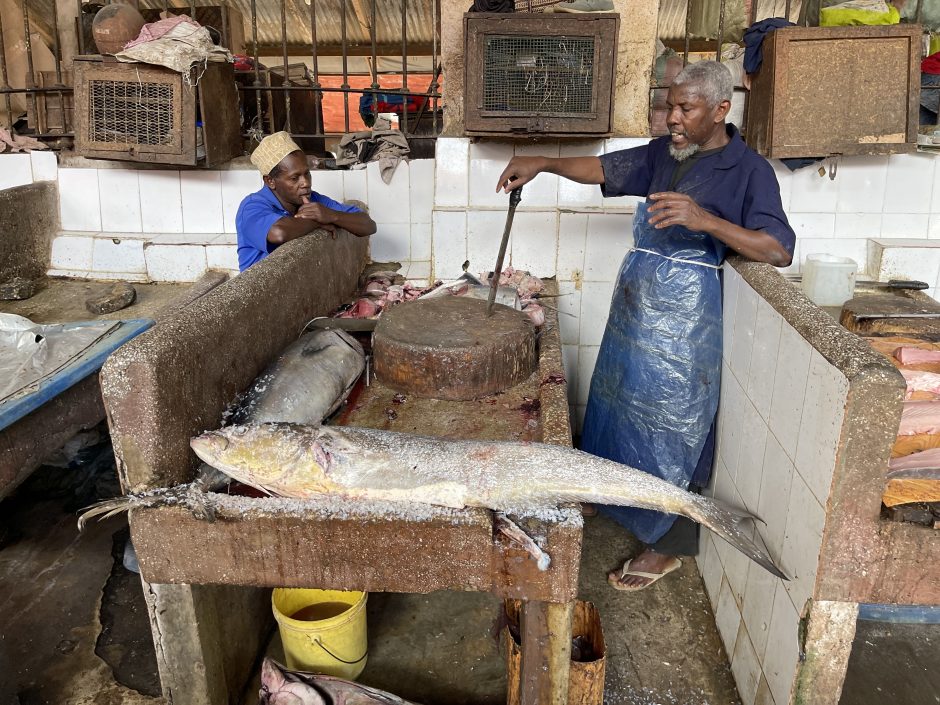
[828,158,838,181]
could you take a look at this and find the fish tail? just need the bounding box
[686,495,788,580]
[77,497,136,531]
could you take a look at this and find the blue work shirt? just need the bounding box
[598,124,796,257]
[235,186,363,271]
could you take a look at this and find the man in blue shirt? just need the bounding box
[496,61,795,592]
[236,131,376,271]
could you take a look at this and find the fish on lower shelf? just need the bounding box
[80,423,787,578]
[260,658,420,705]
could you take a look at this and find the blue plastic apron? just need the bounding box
[581,201,725,544]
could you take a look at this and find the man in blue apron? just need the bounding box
[496,61,795,590]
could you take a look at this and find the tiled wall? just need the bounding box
[46,160,434,282]
[697,264,850,705]
[0,151,58,189]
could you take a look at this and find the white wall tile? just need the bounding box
[736,401,768,513]
[50,235,94,270]
[557,213,587,281]
[150,232,219,245]
[576,345,599,405]
[730,281,759,384]
[719,501,753,605]
[780,473,825,614]
[717,366,746,479]
[139,171,183,234]
[880,213,930,239]
[562,344,579,406]
[311,169,344,204]
[834,213,882,239]
[763,585,800,705]
[466,210,509,276]
[29,150,57,182]
[584,213,631,281]
[206,244,239,272]
[98,169,142,232]
[410,223,432,261]
[788,213,835,239]
[91,237,146,274]
[579,281,614,347]
[929,214,940,239]
[434,138,469,207]
[221,170,262,233]
[213,233,236,245]
[514,142,558,207]
[697,532,722,610]
[59,168,102,231]
[754,677,776,705]
[370,223,410,262]
[741,561,778,660]
[746,299,783,422]
[768,324,811,459]
[835,157,888,214]
[367,161,410,224]
[0,154,32,191]
[145,244,208,282]
[715,578,742,654]
[403,260,431,283]
[757,433,795,559]
[769,160,793,212]
[558,141,603,208]
[409,159,435,224]
[604,137,650,153]
[790,164,838,213]
[511,211,558,277]
[795,351,848,505]
[557,280,582,346]
[722,266,741,364]
[181,171,223,233]
[884,153,934,214]
[431,210,467,280]
[732,624,762,705]
[343,169,368,206]
[932,156,940,212]
[469,141,514,208]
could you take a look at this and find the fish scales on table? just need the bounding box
[180,423,783,578]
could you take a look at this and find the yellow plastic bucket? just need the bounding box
[271,588,368,679]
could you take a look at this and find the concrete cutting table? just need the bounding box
[102,230,583,705]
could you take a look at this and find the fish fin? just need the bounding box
[77,497,134,531]
[495,513,551,571]
[688,495,787,580]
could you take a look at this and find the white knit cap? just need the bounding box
[250,131,302,176]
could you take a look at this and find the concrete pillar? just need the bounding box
[793,600,860,705]
[440,2,465,136]
[611,0,659,136]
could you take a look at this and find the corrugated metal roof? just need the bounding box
[657,0,804,41]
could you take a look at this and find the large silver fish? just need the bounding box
[260,658,419,705]
[187,423,786,578]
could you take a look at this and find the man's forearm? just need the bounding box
[333,210,377,237]
[536,156,606,185]
[268,216,324,245]
[702,214,792,267]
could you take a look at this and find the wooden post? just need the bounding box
[53,0,78,68]
[519,600,574,705]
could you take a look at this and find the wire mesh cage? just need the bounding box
[88,80,176,146]
[464,13,619,136]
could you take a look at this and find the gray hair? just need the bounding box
[671,61,733,108]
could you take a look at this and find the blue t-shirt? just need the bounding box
[235,186,362,271]
[598,124,796,257]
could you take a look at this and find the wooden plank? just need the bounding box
[199,62,243,167]
[883,478,940,507]
[519,600,573,705]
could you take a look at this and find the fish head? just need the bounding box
[190,423,337,498]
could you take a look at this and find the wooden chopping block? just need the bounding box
[373,297,537,400]
[841,294,940,335]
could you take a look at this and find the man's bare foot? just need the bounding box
[607,549,682,591]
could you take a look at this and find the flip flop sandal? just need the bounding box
[607,557,682,592]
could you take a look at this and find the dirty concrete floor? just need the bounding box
[0,452,739,705]
[0,277,189,324]
[4,462,938,705]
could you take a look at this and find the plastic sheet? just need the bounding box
[581,203,724,543]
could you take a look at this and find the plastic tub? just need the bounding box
[801,254,858,307]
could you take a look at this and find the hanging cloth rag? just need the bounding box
[743,18,795,74]
[335,129,410,184]
[580,202,724,544]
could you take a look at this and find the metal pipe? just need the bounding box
[341,0,350,133]
[369,0,378,128]
[0,9,13,128]
[310,0,322,135]
[400,0,409,135]
[251,0,262,135]
[21,0,37,130]
[716,0,727,61]
[683,0,692,66]
[432,0,438,135]
[281,0,290,132]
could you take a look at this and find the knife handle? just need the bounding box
[509,184,523,208]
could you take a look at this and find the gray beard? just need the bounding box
[669,142,701,162]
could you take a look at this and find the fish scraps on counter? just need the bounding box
[260,657,420,705]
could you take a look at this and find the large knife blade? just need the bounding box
[486,185,523,317]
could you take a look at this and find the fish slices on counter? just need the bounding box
[899,369,940,399]
[894,346,940,366]
[898,400,940,436]
[888,447,940,474]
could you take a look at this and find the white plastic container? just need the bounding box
[801,254,858,307]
